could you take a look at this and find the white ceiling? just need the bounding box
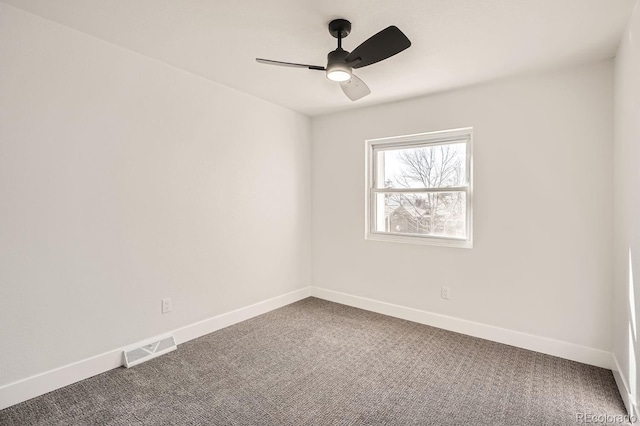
[1,0,636,116]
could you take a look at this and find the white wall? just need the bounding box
[312,61,613,352]
[0,4,311,387]
[613,0,640,414]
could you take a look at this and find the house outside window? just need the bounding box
[365,128,473,248]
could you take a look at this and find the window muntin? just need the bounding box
[366,128,472,248]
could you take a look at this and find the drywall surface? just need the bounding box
[0,4,311,386]
[613,0,640,411]
[312,61,613,351]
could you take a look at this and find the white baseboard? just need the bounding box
[612,354,638,419]
[171,287,311,344]
[310,287,613,369]
[0,286,312,411]
[0,349,125,413]
[0,285,618,411]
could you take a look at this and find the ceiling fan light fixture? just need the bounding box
[326,62,352,82]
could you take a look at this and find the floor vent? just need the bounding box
[123,336,177,368]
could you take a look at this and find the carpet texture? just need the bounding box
[0,298,629,425]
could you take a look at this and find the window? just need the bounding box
[365,128,473,248]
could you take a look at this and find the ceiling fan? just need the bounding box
[256,19,411,101]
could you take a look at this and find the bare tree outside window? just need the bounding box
[383,144,466,237]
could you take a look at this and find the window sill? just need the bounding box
[365,232,473,249]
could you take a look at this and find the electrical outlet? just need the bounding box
[441,286,451,300]
[161,297,172,314]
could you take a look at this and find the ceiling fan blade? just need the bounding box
[340,74,371,101]
[256,58,325,71]
[345,26,411,69]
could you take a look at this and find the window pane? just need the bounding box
[374,191,467,238]
[376,142,467,189]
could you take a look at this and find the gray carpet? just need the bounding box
[0,297,629,425]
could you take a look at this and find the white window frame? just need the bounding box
[365,127,473,248]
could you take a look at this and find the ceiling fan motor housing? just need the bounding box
[326,49,352,81]
[327,48,349,65]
